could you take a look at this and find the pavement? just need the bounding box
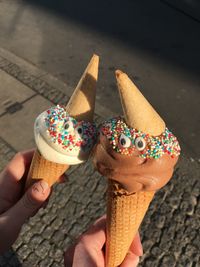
[0,0,199,266]
[0,0,200,158]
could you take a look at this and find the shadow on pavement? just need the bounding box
[24,0,200,78]
[0,249,22,267]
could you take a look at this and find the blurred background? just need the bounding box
[0,0,199,266]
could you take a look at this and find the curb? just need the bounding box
[0,47,116,119]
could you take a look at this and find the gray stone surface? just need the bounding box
[0,69,36,116]
[162,0,200,21]
[0,0,200,158]
[0,35,199,267]
[139,156,200,266]
[0,95,51,151]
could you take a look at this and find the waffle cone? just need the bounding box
[25,149,69,190]
[106,180,155,267]
[115,70,165,136]
[66,54,99,122]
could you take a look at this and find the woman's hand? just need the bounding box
[0,150,51,254]
[64,216,143,267]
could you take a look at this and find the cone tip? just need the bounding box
[115,69,124,78]
[115,70,166,136]
[91,54,99,63]
[92,53,99,58]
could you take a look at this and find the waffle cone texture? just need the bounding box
[115,70,165,136]
[106,180,155,267]
[66,54,99,122]
[25,149,69,189]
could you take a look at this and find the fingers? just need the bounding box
[120,232,143,267]
[0,179,50,253]
[0,149,35,184]
[120,252,139,267]
[129,232,143,256]
[64,216,106,267]
[3,180,50,227]
[82,215,106,248]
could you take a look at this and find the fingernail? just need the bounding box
[33,180,49,195]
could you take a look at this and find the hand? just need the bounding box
[0,150,51,254]
[64,216,143,267]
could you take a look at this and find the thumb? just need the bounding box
[0,180,50,253]
[4,180,50,226]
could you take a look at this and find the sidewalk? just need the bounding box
[0,48,199,267]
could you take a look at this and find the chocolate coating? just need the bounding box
[93,133,179,193]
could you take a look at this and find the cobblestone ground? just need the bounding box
[0,53,199,266]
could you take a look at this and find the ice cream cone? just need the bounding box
[106,180,155,267]
[25,149,69,190]
[115,70,165,136]
[105,70,165,266]
[25,55,99,190]
[66,54,99,122]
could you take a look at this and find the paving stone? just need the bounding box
[22,230,33,244]
[160,254,176,267]
[35,240,51,260]
[62,236,73,249]
[155,214,165,229]
[28,213,42,226]
[51,217,65,231]
[0,58,11,68]
[42,226,54,241]
[1,67,38,92]
[21,223,31,233]
[177,256,194,267]
[27,77,70,106]
[16,244,31,260]
[39,257,53,267]
[50,261,63,267]
[150,246,164,258]
[0,95,51,151]
[1,62,21,79]
[185,245,199,261]
[51,248,63,261]
[52,230,65,244]
[0,48,47,78]
[68,222,85,238]
[0,69,36,115]
[12,238,23,251]
[141,256,158,267]
[27,220,46,235]
[23,252,40,266]
[29,234,43,248]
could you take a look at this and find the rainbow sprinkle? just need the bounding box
[101,117,181,159]
[45,105,97,152]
